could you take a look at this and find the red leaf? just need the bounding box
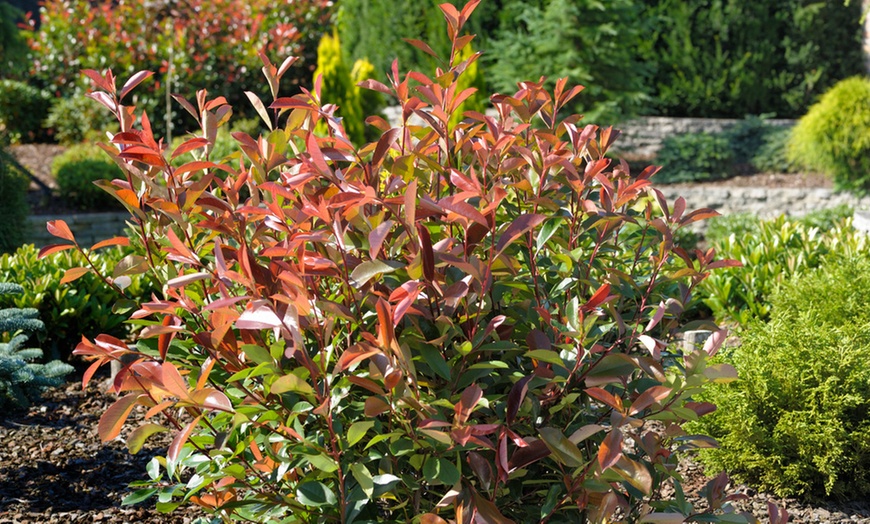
[171,137,211,159]
[46,220,75,242]
[368,220,394,259]
[506,376,532,425]
[337,344,381,372]
[160,362,190,401]
[581,283,611,312]
[508,438,550,471]
[585,387,623,412]
[455,384,483,425]
[119,70,154,100]
[403,38,439,58]
[98,393,140,442]
[494,214,545,258]
[628,386,671,416]
[38,243,75,258]
[157,315,174,360]
[168,415,202,462]
[598,429,623,471]
[357,79,393,96]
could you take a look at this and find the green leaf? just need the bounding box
[296,481,337,507]
[304,453,339,473]
[438,458,460,485]
[526,349,567,368]
[122,488,157,506]
[539,427,586,468]
[351,463,374,498]
[241,344,273,365]
[126,423,168,454]
[419,345,451,380]
[347,421,375,447]
[350,259,403,288]
[270,373,316,398]
[536,218,563,250]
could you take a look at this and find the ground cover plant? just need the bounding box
[49,4,784,522]
[699,209,865,326]
[693,257,870,501]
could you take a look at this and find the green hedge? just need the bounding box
[0,147,30,254]
[52,143,123,211]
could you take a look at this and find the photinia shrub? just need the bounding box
[51,3,782,522]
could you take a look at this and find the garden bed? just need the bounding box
[1,375,869,523]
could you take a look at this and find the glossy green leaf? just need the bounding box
[296,481,337,507]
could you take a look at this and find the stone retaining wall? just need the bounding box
[658,186,870,226]
[612,116,796,159]
[25,212,130,248]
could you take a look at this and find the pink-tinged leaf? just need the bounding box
[613,455,653,494]
[269,96,312,109]
[405,179,417,228]
[373,128,399,167]
[119,70,154,100]
[506,376,532,425]
[357,78,393,96]
[628,386,671,416]
[680,207,720,227]
[455,384,483,425]
[707,259,743,270]
[244,91,273,131]
[38,243,75,258]
[236,303,283,330]
[581,283,612,312]
[82,69,113,92]
[98,393,140,442]
[439,196,488,228]
[585,387,623,412]
[47,220,75,242]
[87,91,116,112]
[598,429,623,471]
[126,423,168,455]
[191,389,233,412]
[494,214,545,258]
[161,362,191,400]
[166,272,211,288]
[168,415,202,462]
[166,228,199,266]
[472,489,517,524]
[368,220,394,259]
[645,301,666,332]
[60,267,91,284]
[460,0,482,23]
[703,328,728,356]
[81,359,104,390]
[439,2,461,22]
[638,334,662,359]
[685,401,717,417]
[569,424,605,444]
[277,56,299,79]
[90,236,130,251]
[768,502,789,524]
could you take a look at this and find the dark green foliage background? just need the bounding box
[0,147,30,254]
[52,143,123,211]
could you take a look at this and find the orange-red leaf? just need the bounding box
[598,429,623,471]
[60,267,91,284]
[90,236,130,251]
[98,393,140,442]
[46,220,75,242]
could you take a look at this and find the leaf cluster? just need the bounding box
[0,282,74,411]
[58,5,766,523]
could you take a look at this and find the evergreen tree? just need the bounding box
[0,282,73,410]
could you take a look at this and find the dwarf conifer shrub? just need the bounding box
[694,258,870,500]
[788,77,870,193]
[55,4,776,522]
[0,282,74,410]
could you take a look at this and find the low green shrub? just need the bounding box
[52,143,123,210]
[655,132,734,183]
[700,211,864,325]
[0,147,30,254]
[694,258,870,500]
[44,95,117,145]
[751,125,797,174]
[787,76,870,193]
[0,282,74,410]
[0,80,51,144]
[0,244,156,362]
